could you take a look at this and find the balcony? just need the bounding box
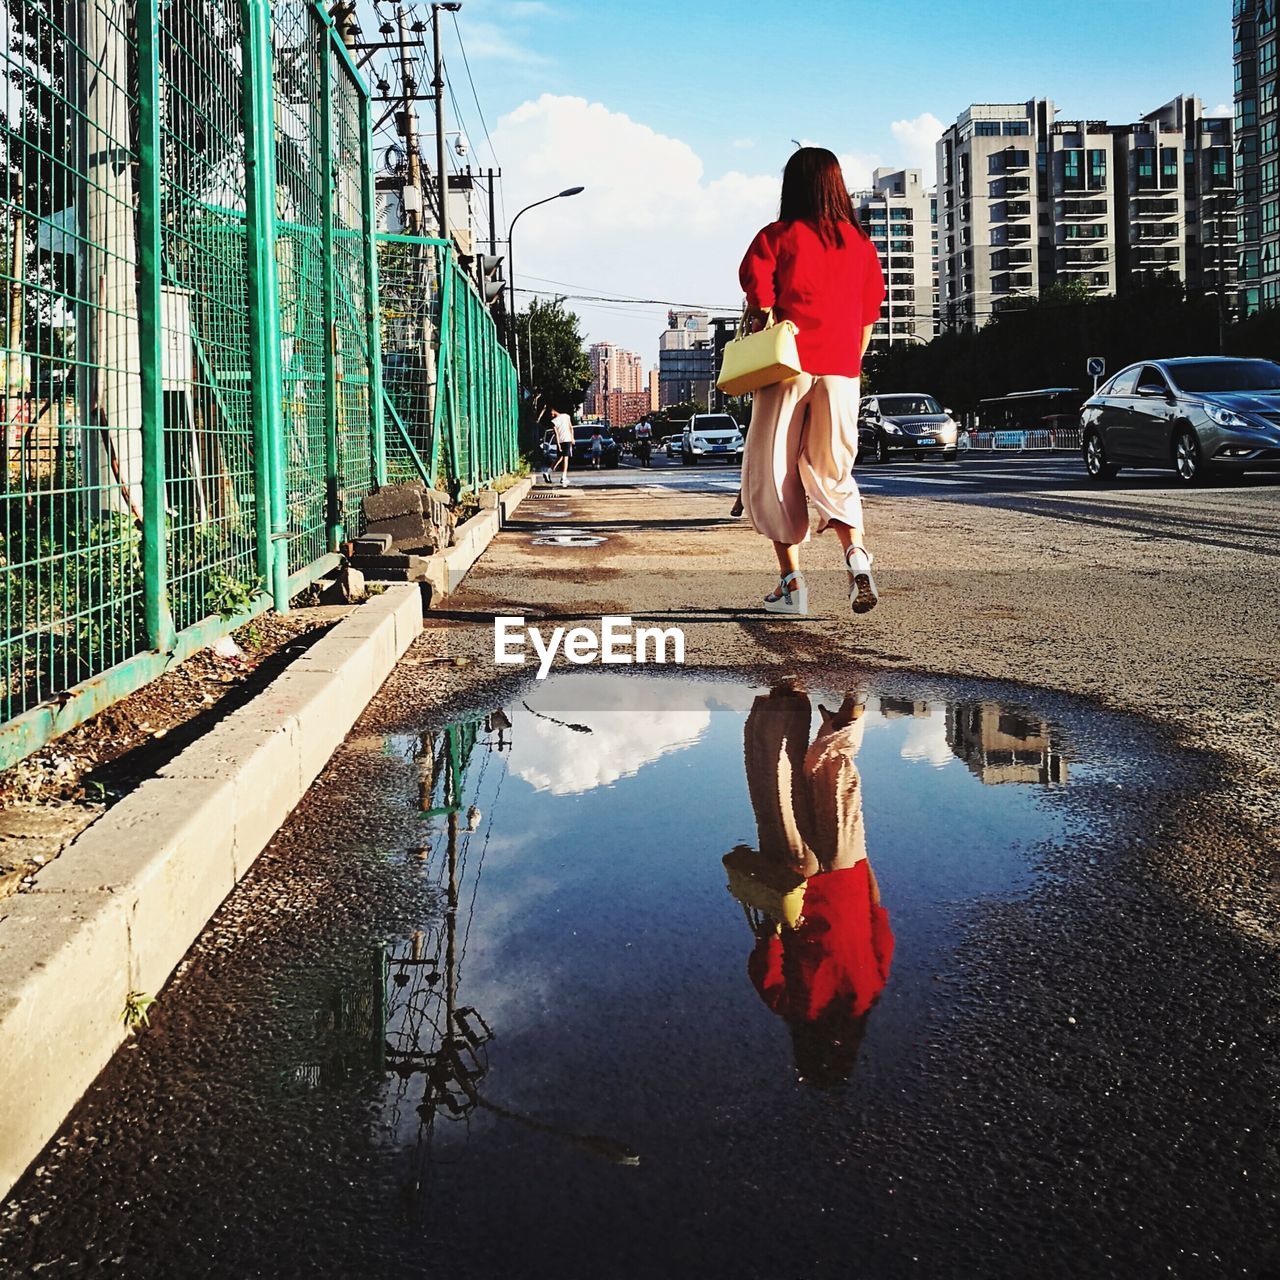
[1000,176,1031,195]
[1002,200,1032,219]
[1000,148,1031,171]
[1059,198,1108,218]
[1132,198,1179,217]
[1134,223,1180,241]
[995,248,1034,267]
[1003,225,1033,242]
[1059,246,1110,264]
[1132,246,1180,263]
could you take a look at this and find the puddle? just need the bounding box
[530,528,608,547]
[3,672,1274,1278]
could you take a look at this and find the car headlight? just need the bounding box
[883,423,902,435]
[1205,404,1254,429]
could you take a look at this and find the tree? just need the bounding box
[514,298,590,438]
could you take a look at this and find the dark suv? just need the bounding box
[1080,357,1280,484]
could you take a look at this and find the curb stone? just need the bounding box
[0,583,424,1200]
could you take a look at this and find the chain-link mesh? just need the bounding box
[1,0,148,723]
[159,0,259,632]
[0,2,517,769]
[378,234,517,495]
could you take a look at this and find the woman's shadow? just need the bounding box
[724,685,894,1088]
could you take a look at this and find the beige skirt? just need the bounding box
[741,374,864,545]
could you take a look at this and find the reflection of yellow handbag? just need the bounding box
[716,308,802,397]
[723,847,807,928]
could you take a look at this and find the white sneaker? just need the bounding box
[560,476,568,487]
[845,546,878,614]
[763,570,808,615]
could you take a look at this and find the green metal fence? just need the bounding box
[0,0,516,771]
[378,234,518,495]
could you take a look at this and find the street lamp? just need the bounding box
[507,186,585,389]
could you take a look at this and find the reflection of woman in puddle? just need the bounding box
[724,686,894,1087]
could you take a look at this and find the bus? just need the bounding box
[976,388,1084,433]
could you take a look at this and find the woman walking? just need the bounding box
[738,147,886,616]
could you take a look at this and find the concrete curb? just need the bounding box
[0,583,424,1200]
[422,476,533,601]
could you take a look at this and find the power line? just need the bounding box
[514,286,738,310]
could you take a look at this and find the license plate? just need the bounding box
[917,437,936,445]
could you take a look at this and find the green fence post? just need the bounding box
[135,0,176,652]
[242,0,290,611]
[317,19,341,551]
[362,108,387,487]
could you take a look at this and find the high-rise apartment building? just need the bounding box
[658,310,715,407]
[1234,0,1280,314]
[586,342,644,416]
[852,167,937,351]
[936,98,1234,331]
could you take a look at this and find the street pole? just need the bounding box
[431,4,450,243]
[486,167,498,254]
[1215,191,1228,356]
[395,5,423,234]
[505,186,585,385]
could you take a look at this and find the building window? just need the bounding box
[976,121,1003,136]
[1262,77,1278,119]
[1003,121,1030,136]
[1239,96,1259,129]
[1241,134,1261,170]
[1242,247,1261,280]
[1160,147,1179,189]
[889,208,912,221]
[1088,149,1107,189]
[1135,147,1156,186]
[1242,206,1261,241]
[1063,149,1084,191]
[1264,280,1280,307]
[1261,37,1278,77]
[1263,157,1280,195]
[1261,120,1278,155]
[1262,199,1280,235]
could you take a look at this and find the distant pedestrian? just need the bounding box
[634,417,653,467]
[544,405,574,488]
[590,427,604,469]
[738,147,886,617]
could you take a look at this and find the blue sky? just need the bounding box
[380,0,1235,360]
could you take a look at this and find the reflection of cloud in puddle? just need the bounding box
[507,675,751,795]
[897,703,956,768]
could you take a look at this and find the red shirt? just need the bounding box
[739,219,886,378]
[747,861,894,1023]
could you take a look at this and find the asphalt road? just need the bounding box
[3,450,1279,1277]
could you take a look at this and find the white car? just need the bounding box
[664,436,683,458]
[681,413,744,465]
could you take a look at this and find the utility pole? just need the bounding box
[430,3,454,244]
[485,167,499,255]
[396,5,425,234]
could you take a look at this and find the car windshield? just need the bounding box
[878,395,943,416]
[692,416,737,432]
[1165,360,1280,393]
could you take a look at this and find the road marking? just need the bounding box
[870,476,974,486]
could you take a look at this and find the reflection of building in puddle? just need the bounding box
[878,697,931,720]
[725,687,894,1089]
[945,702,1068,785]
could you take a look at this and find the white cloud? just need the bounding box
[732,137,756,150]
[492,94,781,357]
[1208,102,1232,117]
[889,112,945,185]
[505,674,754,795]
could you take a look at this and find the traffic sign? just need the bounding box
[1086,356,1105,378]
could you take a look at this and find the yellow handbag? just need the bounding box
[716,308,802,397]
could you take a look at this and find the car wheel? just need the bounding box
[681,451,693,465]
[876,433,891,465]
[1083,429,1118,483]
[605,458,619,469]
[1172,425,1208,485]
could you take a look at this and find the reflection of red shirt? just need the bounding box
[739,220,886,377]
[748,862,894,1022]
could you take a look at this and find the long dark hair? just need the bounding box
[779,146,865,247]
